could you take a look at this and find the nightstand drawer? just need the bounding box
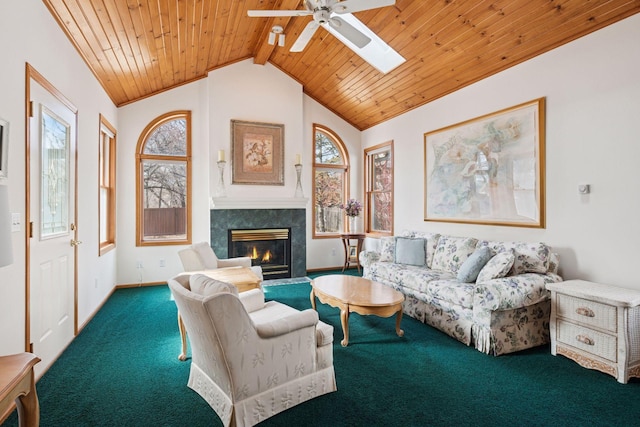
[556,294,617,332]
[557,319,617,362]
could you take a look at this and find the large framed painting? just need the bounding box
[424,98,545,228]
[231,119,284,185]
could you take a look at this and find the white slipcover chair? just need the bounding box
[167,274,336,427]
[178,242,263,280]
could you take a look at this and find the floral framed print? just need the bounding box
[424,98,545,228]
[231,119,284,185]
[0,117,9,179]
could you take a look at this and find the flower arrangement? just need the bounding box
[340,198,362,217]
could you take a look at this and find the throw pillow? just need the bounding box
[189,274,239,297]
[456,246,493,283]
[379,236,397,262]
[394,237,427,267]
[431,235,479,273]
[476,251,516,283]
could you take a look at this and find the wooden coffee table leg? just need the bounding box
[340,307,350,347]
[310,288,316,310]
[178,313,188,361]
[395,307,404,337]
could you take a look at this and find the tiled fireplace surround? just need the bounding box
[209,207,306,278]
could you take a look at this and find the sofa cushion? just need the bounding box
[411,231,441,268]
[476,251,515,283]
[379,236,397,262]
[189,274,239,297]
[457,246,493,283]
[395,237,427,266]
[476,240,550,274]
[426,279,476,309]
[431,235,478,274]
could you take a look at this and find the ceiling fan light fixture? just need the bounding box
[268,25,285,46]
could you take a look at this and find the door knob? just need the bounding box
[70,239,83,247]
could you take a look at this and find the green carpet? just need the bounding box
[6,276,640,426]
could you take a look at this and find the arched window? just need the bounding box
[136,111,191,246]
[313,124,349,238]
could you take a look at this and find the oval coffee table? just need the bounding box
[310,275,405,346]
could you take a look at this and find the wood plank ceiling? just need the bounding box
[43,0,640,130]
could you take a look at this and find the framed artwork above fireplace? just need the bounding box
[231,119,284,185]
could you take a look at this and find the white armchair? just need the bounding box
[178,241,263,280]
[168,273,336,427]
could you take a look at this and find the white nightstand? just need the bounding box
[546,280,640,383]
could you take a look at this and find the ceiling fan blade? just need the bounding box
[331,0,395,14]
[247,10,311,17]
[291,21,320,52]
[328,16,371,48]
[324,13,405,74]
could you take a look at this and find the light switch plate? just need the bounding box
[11,212,21,232]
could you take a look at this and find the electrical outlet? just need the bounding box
[159,259,166,267]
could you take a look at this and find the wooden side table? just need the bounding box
[547,280,640,383]
[340,233,366,273]
[0,352,40,427]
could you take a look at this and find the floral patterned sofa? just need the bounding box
[360,231,562,355]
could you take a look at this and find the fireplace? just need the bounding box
[229,228,291,279]
[210,207,306,278]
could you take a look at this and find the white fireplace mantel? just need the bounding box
[210,197,309,210]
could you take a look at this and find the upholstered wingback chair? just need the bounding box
[168,274,336,427]
[178,242,263,280]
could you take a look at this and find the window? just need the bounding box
[99,115,116,255]
[313,124,349,238]
[364,141,393,236]
[136,111,191,246]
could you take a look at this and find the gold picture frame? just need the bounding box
[424,98,545,228]
[231,119,284,185]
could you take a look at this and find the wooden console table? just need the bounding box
[0,352,40,427]
[340,233,366,273]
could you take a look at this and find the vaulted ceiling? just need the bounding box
[43,0,640,130]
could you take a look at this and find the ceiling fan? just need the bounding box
[248,0,405,74]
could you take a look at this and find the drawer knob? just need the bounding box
[576,334,595,346]
[576,307,595,317]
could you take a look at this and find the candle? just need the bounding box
[295,154,301,164]
[218,150,225,162]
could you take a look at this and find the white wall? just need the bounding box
[362,14,640,289]
[0,0,118,355]
[116,80,210,285]
[115,59,361,284]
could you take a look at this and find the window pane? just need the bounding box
[142,160,186,240]
[314,169,344,233]
[143,119,187,156]
[41,108,70,239]
[373,151,392,192]
[371,192,392,232]
[365,142,393,235]
[99,187,108,241]
[315,131,343,164]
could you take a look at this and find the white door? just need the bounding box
[28,75,77,377]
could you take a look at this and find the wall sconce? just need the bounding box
[268,25,285,47]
